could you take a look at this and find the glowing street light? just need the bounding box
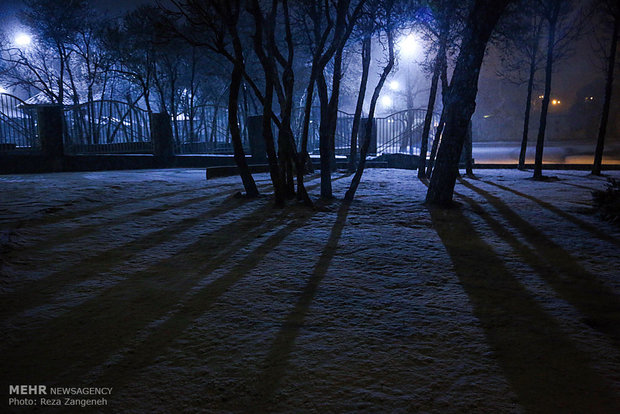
[381,95,393,108]
[14,33,32,47]
[0,86,7,94]
[397,34,420,59]
[389,80,400,91]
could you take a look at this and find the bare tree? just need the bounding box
[416,1,460,178]
[592,0,619,176]
[345,0,397,201]
[425,44,450,177]
[533,0,585,180]
[0,0,88,103]
[168,0,259,197]
[495,0,545,170]
[348,25,373,173]
[22,0,88,104]
[426,0,513,205]
[298,0,366,199]
[247,0,313,206]
[103,7,159,112]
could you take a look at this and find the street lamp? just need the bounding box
[381,95,393,109]
[397,33,420,60]
[14,33,32,47]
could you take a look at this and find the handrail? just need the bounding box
[64,99,150,114]
[0,92,31,108]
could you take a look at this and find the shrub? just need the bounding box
[592,178,620,224]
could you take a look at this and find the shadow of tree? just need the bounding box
[1,174,326,314]
[91,206,320,390]
[458,178,620,346]
[4,176,272,231]
[11,177,277,258]
[1,174,348,388]
[428,202,620,413]
[250,201,351,410]
[1,192,253,313]
[480,179,620,247]
[557,180,603,191]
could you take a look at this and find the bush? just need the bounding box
[592,178,620,224]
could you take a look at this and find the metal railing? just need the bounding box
[292,107,438,157]
[291,107,355,155]
[2,92,438,159]
[375,109,438,155]
[63,100,152,154]
[173,105,250,154]
[0,93,39,152]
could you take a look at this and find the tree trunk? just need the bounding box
[518,26,542,170]
[349,36,372,173]
[592,14,618,176]
[427,117,444,177]
[518,55,537,169]
[300,69,317,172]
[418,43,444,178]
[263,80,285,206]
[317,72,333,199]
[229,62,259,197]
[533,12,558,180]
[58,42,65,106]
[345,24,395,201]
[327,47,344,172]
[426,0,510,205]
[426,49,449,178]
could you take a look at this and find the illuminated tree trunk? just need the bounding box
[419,41,444,178]
[349,36,372,173]
[426,0,511,205]
[426,49,449,178]
[262,80,285,206]
[326,47,344,172]
[346,8,395,201]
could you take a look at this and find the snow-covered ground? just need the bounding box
[1,168,619,413]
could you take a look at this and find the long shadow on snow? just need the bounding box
[0,196,269,386]
[458,178,620,346]
[7,177,277,257]
[0,175,348,388]
[249,200,351,410]
[0,175,321,314]
[3,182,222,231]
[480,179,620,247]
[0,192,252,315]
[89,206,321,392]
[556,180,604,192]
[428,199,620,413]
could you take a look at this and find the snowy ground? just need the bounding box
[1,168,620,413]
